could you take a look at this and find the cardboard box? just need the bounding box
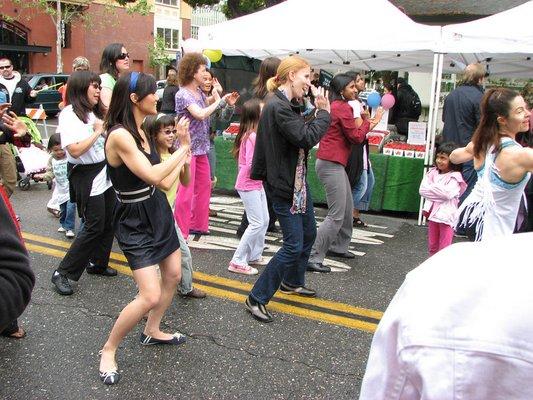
[415,151,425,159]
[404,150,415,158]
[383,147,393,156]
[393,149,404,157]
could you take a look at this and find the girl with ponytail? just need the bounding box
[451,88,533,241]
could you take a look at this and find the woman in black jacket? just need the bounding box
[244,56,331,323]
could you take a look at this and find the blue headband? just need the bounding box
[129,72,140,92]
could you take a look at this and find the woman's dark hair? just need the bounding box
[232,98,261,159]
[143,113,177,154]
[47,132,62,151]
[329,73,354,102]
[178,53,206,86]
[472,88,520,158]
[435,142,462,172]
[99,43,125,79]
[66,70,102,123]
[104,72,157,149]
[383,83,394,93]
[253,57,281,100]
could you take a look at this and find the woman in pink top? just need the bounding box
[229,99,268,275]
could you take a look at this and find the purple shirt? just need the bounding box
[175,87,210,155]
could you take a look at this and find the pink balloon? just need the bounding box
[381,93,396,110]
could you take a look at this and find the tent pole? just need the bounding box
[417,52,440,225]
[429,53,445,164]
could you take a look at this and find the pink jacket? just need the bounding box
[419,168,466,227]
[235,131,263,191]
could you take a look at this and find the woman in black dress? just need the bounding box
[99,72,191,385]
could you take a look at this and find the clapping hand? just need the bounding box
[0,103,11,118]
[223,91,240,106]
[314,87,330,113]
[175,116,191,147]
[2,111,28,137]
[94,118,105,137]
[212,78,223,95]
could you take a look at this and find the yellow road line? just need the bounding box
[23,232,382,322]
[25,242,377,332]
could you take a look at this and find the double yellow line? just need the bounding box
[22,232,382,333]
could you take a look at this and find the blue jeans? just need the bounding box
[352,167,375,211]
[59,200,76,231]
[250,190,316,305]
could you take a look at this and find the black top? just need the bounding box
[442,84,484,147]
[161,84,179,114]
[0,191,34,331]
[251,90,331,201]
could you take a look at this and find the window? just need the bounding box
[191,26,199,39]
[156,27,180,50]
[155,0,179,6]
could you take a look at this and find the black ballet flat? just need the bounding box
[99,369,120,385]
[140,332,186,346]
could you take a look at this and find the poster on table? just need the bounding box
[407,122,427,145]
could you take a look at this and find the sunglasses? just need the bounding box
[0,65,12,70]
[117,53,130,60]
[162,129,177,135]
[90,82,101,90]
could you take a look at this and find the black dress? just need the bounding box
[107,128,179,270]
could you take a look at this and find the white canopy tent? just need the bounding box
[198,0,533,222]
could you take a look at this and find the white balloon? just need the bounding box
[182,38,203,54]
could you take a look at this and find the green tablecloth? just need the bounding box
[214,137,424,213]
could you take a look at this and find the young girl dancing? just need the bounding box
[144,113,206,298]
[229,99,268,275]
[419,142,466,256]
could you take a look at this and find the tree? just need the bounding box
[185,0,285,19]
[148,36,173,70]
[8,0,151,73]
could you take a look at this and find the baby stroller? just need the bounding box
[15,144,52,191]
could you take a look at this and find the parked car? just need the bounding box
[24,73,69,118]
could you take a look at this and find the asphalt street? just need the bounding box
[0,172,433,400]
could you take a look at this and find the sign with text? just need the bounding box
[407,122,427,145]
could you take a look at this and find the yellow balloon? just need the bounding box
[203,49,223,63]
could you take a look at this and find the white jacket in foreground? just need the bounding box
[360,233,533,400]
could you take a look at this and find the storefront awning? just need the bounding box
[0,44,52,53]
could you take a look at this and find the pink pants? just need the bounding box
[428,221,454,257]
[174,154,211,238]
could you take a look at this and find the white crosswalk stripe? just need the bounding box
[188,196,396,273]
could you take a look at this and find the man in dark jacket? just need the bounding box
[442,63,485,202]
[0,58,36,117]
[394,77,422,135]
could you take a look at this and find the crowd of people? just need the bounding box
[1,42,532,393]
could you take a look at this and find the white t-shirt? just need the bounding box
[348,99,362,119]
[58,105,111,196]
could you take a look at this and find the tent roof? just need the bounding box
[198,0,533,77]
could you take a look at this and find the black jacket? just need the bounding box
[442,84,484,147]
[0,191,34,332]
[161,84,179,114]
[0,76,34,116]
[251,90,331,201]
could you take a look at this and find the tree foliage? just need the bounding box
[185,0,285,19]
[148,36,173,69]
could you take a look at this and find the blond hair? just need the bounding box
[266,55,310,92]
[72,56,90,71]
[460,63,486,86]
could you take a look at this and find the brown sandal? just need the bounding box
[353,217,368,228]
[1,327,26,339]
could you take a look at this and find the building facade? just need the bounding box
[0,0,154,74]
[191,4,226,39]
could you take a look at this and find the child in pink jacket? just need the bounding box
[420,142,466,256]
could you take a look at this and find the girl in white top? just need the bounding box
[51,71,117,296]
[450,88,532,241]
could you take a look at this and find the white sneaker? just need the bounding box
[65,230,75,238]
[58,227,66,233]
[249,256,269,266]
[228,262,258,275]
